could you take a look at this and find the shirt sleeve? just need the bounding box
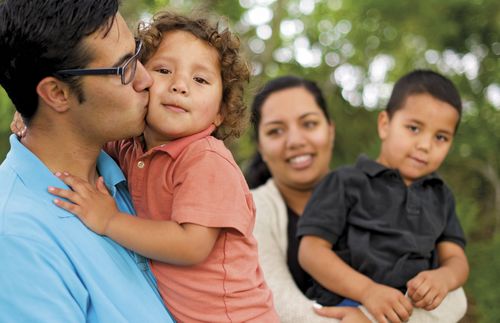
[171,149,253,236]
[437,188,466,249]
[297,171,348,245]
[0,235,86,323]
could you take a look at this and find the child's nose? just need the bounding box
[416,134,432,151]
[170,77,188,95]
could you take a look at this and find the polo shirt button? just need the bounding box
[137,161,145,169]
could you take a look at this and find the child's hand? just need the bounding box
[48,172,119,235]
[10,111,27,138]
[360,282,413,323]
[407,269,449,310]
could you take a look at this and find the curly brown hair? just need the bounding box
[137,11,250,141]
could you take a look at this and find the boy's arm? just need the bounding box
[298,235,413,323]
[407,241,469,310]
[49,173,220,266]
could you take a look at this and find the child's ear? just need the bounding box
[377,111,390,140]
[36,76,72,113]
[213,113,224,127]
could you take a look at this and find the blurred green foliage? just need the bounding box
[1,0,499,321]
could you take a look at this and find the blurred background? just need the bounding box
[1,0,498,321]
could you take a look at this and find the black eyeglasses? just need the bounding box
[56,39,143,85]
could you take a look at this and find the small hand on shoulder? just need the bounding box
[48,172,120,235]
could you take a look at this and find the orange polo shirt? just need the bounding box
[106,126,278,323]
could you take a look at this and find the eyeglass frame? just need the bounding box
[55,39,143,85]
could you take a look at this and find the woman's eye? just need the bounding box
[194,77,209,84]
[303,121,318,128]
[266,128,283,136]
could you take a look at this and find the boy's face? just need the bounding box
[377,93,459,186]
[143,30,223,147]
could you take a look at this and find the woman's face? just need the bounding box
[258,86,334,192]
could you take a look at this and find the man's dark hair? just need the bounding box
[0,0,120,122]
[386,70,462,127]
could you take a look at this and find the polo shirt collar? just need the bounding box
[136,125,215,159]
[6,135,126,218]
[355,154,443,185]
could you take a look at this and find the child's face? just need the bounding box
[143,30,223,146]
[377,93,459,186]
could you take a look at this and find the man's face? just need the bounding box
[69,13,152,145]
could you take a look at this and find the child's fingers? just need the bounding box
[410,282,430,303]
[414,288,436,308]
[48,186,82,205]
[55,172,89,193]
[96,177,110,195]
[424,293,443,311]
[53,197,82,216]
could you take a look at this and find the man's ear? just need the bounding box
[36,77,72,113]
[377,110,390,140]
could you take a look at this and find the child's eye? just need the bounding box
[156,68,171,74]
[406,125,419,133]
[194,77,209,84]
[436,134,449,142]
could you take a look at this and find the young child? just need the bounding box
[297,70,469,323]
[49,11,279,322]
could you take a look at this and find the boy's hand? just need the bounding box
[48,172,120,235]
[360,282,413,323]
[407,269,449,310]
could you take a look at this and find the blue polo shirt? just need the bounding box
[0,135,174,322]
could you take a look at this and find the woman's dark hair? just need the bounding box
[246,76,330,188]
[386,69,462,129]
[0,0,119,122]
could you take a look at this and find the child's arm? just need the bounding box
[49,172,220,266]
[406,241,469,310]
[299,235,413,323]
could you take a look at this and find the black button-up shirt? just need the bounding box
[297,155,466,306]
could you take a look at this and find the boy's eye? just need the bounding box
[194,77,209,84]
[436,134,449,142]
[406,125,419,133]
[156,68,171,74]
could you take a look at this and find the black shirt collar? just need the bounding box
[355,154,443,186]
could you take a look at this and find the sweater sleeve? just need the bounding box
[252,181,339,323]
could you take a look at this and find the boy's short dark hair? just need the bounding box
[386,70,462,128]
[0,0,119,123]
[137,11,250,141]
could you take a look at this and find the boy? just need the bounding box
[49,11,279,322]
[297,70,469,323]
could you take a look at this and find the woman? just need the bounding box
[247,76,467,323]
[247,76,339,322]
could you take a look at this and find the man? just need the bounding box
[0,1,174,321]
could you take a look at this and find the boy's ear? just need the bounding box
[377,111,390,140]
[36,76,72,113]
[213,113,224,127]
